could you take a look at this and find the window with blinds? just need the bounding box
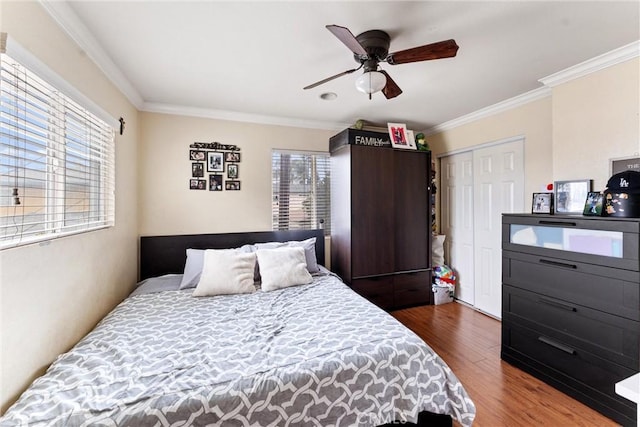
[0,52,115,249]
[272,150,330,235]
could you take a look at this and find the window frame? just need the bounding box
[271,149,330,236]
[0,35,116,250]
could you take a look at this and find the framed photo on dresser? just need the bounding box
[554,179,591,214]
[583,192,603,216]
[532,193,553,214]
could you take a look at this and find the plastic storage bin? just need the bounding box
[432,265,455,305]
[433,284,454,305]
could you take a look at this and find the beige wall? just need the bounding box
[1,0,637,417]
[0,2,139,413]
[428,57,639,216]
[428,96,554,214]
[552,59,640,190]
[138,112,335,235]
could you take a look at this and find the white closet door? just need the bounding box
[440,152,475,305]
[473,140,524,318]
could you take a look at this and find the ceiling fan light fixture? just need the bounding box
[355,71,387,94]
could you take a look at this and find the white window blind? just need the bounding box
[0,51,115,249]
[272,150,330,235]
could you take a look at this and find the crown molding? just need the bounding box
[37,1,346,131]
[425,40,639,136]
[539,40,640,87]
[424,87,551,136]
[39,0,144,109]
[143,102,349,131]
[40,1,638,136]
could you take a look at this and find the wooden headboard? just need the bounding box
[139,229,325,281]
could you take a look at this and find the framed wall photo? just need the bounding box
[610,156,640,175]
[207,152,224,172]
[209,174,223,191]
[189,179,206,190]
[554,179,592,214]
[225,180,241,191]
[225,151,241,162]
[583,192,604,216]
[532,192,553,214]
[192,162,204,178]
[190,150,205,161]
[227,163,239,179]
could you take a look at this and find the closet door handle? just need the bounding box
[538,336,576,355]
[539,297,577,312]
[539,259,577,269]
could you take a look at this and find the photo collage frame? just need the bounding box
[189,141,241,191]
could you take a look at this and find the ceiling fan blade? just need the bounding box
[379,70,402,99]
[303,68,358,90]
[387,39,459,65]
[326,25,368,56]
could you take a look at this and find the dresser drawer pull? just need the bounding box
[539,259,577,269]
[538,297,577,312]
[538,336,576,355]
[538,220,577,227]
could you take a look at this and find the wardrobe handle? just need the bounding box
[538,220,577,227]
[539,259,577,269]
[539,297,577,312]
[538,336,576,355]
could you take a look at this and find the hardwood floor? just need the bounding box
[391,301,621,427]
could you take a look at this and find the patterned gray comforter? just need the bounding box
[1,273,475,426]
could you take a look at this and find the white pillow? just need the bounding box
[254,237,319,273]
[256,247,313,292]
[192,249,257,297]
[179,244,254,290]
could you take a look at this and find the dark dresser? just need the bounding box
[501,213,639,426]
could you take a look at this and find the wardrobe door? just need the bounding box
[350,146,395,277]
[330,146,353,283]
[394,150,430,272]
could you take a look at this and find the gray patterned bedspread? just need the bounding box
[1,273,475,426]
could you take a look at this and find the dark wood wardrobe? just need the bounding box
[330,128,432,311]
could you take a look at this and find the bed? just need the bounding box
[1,230,475,426]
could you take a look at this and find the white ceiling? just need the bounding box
[46,1,640,131]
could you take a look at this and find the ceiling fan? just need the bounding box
[304,25,459,99]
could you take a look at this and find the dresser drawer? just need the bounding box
[503,250,639,321]
[503,322,636,412]
[503,285,639,369]
[502,214,639,271]
[394,271,430,308]
[351,277,394,310]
